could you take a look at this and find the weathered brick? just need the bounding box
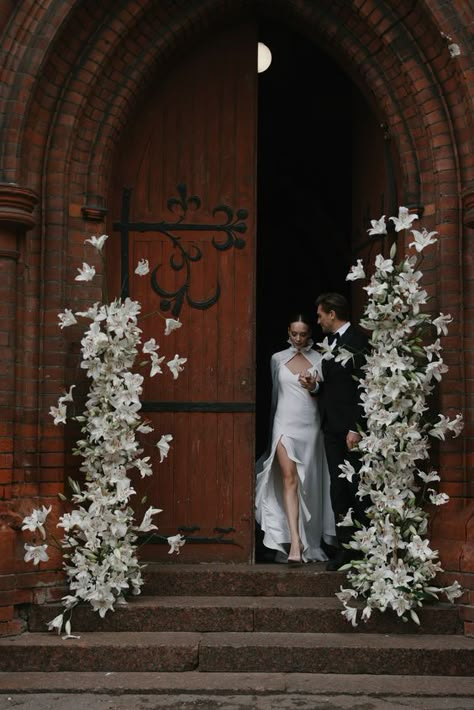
[0,0,473,635]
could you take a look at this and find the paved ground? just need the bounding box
[2,693,474,709]
[1,674,474,710]
[0,695,473,709]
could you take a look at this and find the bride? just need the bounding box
[255,313,336,564]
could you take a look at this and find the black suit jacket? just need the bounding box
[317,325,369,436]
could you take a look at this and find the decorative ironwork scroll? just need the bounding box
[113,184,248,317]
[141,401,255,413]
[138,525,238,546]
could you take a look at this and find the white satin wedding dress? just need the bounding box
[255,345,336,562]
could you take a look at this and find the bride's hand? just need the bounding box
[299,370,316,390]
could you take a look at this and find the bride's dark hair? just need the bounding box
[287,313,312,330]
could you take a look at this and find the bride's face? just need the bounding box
[288,321,311,350]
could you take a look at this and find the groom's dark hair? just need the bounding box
[315,292,350,322]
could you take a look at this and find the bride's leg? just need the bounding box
[276,439,302,560]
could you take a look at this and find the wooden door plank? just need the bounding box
[108,22,257,562]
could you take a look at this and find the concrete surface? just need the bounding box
[1,673,474,709]
[1,694,474,709]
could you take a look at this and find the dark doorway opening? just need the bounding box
[255,23,355,561]
[256,23,354,460]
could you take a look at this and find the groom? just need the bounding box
[301,292,369,571]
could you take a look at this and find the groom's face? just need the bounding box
[317,305,335,334]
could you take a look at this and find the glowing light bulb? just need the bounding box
[257,42,272,73]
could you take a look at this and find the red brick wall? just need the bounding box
[0,0,473,634]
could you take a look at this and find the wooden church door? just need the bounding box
[107,24,258,562]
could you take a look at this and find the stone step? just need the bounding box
[28,596,462,635]
[141,562,345,596]
[1,671,474,698]
[1,631,473,675]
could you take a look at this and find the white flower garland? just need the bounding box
[22,235,185,637]
[337,208,463,626]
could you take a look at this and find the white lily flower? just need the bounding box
[156,433,173,462]
[89,589,116,618]
[447,414,464,437]
[75,303,100,320]
[338,460,356,482]
[428,491,449,506]
[58,385,76,405]
[429,414,451,440]
[136,507,162,533]
[134,259,150,276]
[85,234,108,252]
[24,543,49,565]
[341,606,358,627]
[335,587,357,603]
[389,206,418,232]
[424,339,442,362]
[167,533,185,555]
[367,215,387,235]
[150,352,165,377]
[167,354,187,380]
[335,347,354,367]
[134,456,153,478]
[374,254,394,274]
[47,613,64,635]
[432,313,453,336]
[406,535,436,562]
[58,309,78,329]
[364,280,388,299]
[164,318,182,335]
[443,581,462,602]
[337,508,354,528]
[409,228,438,253]
[143,338,159,353]
[75,263,96,281]
[417,470,440,484]
[346,259,366,281]
[22,505,52,538]
[137,422,154,434]
[57,510,83,533]
[49,403,67,425]
[391,595,412,617]
[316,337,336,361]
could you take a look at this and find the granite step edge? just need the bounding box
[0,671,474,697]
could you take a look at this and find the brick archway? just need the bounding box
[1,0,474,632]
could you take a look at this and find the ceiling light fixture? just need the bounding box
[257,42,272,73]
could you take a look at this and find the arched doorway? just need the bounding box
[106,16,393,564]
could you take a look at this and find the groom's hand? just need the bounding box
[346,430,361,450]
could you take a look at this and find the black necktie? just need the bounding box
[329,332,340,345]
